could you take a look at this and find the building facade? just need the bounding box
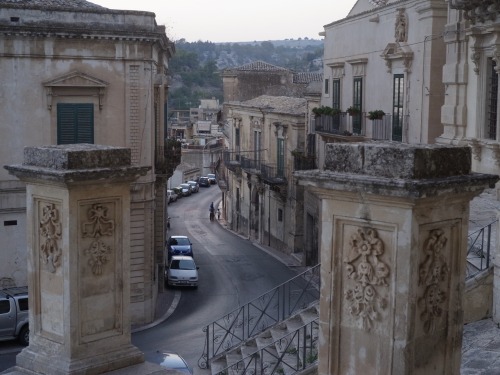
[223,95,310,255]
[0,0,174,324]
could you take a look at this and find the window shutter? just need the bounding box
[57,104,94,144]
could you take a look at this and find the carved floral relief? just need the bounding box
[39,202,62,273]
[82,203,115,276]
[418,228,449,334]
[343,227,390,331]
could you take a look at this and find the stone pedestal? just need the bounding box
[4,144,168,375]
[296,142,498,375]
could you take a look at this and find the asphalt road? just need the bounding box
[133,185,300,374]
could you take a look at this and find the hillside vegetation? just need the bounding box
[168,39,324,110]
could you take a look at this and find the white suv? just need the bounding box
[0,286,29,345]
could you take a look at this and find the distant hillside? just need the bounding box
[168,39,324,110]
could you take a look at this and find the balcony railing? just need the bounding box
[466,220,497,279]
[261,163,287,185]
[293,153,316,171]
[240,156,261,173]
[314,113,410,142]
[223,150,241,173]
[313,112,366,137]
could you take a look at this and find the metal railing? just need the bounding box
[214,319,319,375]
[198,264,320,369]
[313,112,366,137]
[261,163,287,185]
[466,220,497,279]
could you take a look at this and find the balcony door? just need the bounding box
[353,77,362,134]
[392,74,404,142]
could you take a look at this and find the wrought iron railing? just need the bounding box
[198,264,320,369]
[240,156,261,172]
[261,163,287,185]
[214,319,319,375]
[466,220,497,279]
[313,112,366,137]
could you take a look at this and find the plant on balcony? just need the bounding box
[312,106,341,117]
[346,106,360,116]
[368,110,385,120]
[158,138,182,178]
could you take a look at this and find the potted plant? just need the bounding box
[346,106,360,116]
[368,110,385,120]
[312,106,341,117]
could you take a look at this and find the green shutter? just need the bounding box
[57,104,94,144]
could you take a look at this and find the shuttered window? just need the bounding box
[57,103,94,144]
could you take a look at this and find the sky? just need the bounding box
[92,0,358,43]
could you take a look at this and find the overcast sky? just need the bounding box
[92,0,357,43]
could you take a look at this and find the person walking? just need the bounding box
[209,202,215,221]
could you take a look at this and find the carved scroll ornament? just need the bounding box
[39,203,62,273]
[82,203,115,276]
[344,227,390,331]
[418,228,449,334]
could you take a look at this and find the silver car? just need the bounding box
[187,180,199,193]
[166,255,199,288]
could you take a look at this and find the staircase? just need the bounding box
[210,303,319,375]
[198,264,320,375]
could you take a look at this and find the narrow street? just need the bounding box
[131,185,301,373]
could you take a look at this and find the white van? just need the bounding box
[167,189,178,203]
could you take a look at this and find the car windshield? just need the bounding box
[208,174,215,178]
[170,237,189,245]
[180,184,189,188]
[170,259,196,270]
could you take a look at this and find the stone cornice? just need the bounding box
[449,0,500,24]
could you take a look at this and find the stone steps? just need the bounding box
[209,303,319,375]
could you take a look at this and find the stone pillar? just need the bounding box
[4,144,167,375]
[295,143,498,375]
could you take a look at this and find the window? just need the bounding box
[352,77,363,134]
[254,130,261,168]
[57,103,94,144]
[18,298,28,311]
[324,78,329,95]
[277,138,285,177]
[486,58,498,140]
[332,79,341,110]
[392,74,404,142]
[235,128,240,161]
[0,300,10,314]
[278,208,283,222]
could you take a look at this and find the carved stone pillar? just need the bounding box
[4,144,168,375]
[295,142,498,375]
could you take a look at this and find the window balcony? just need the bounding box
[313,113,409,143]
[261,163,287,186]
[223,150,241,173]
[313,112,365,137]
[240,156,261,174]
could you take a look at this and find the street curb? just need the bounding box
[131,290,182,333]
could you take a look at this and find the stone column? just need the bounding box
[4,144,167,375]
[296,142,498,375]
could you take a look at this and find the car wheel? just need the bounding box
[18,325,29,346]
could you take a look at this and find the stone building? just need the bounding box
[221,60,322,103]
[0,0,174,325]
[223,95,311,255]
[298,0,449,266]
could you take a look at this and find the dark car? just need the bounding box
[166,235,193,261]
[198,176,210,187]
[158,352,193,374]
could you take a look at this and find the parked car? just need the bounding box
[166,235,193,261]
[172,186,183,198]
[0,286,29,346]
[166,189,178,203]
[187,180,199,193]
[165,255,199,289]
[179,183,192,196]
[198,176,210,187]
[158,351,193,374]
[207,173,216,185]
